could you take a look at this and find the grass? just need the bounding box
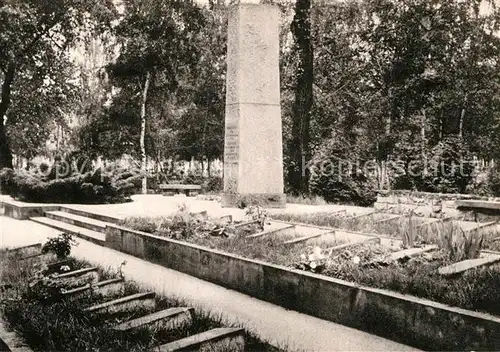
[0,253,285,352]
[485,238,500,252]
[270,211,347,228]
[285,194,329,205]
[270,212,422,238]
[270,211,500,246]
[185,233,344,267]
[121,210,500,316]
[190,220,500,316]
[121,212,346,266]
[320,245,500,315]
[194,193,329,206]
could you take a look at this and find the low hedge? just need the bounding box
[0,167,143,204]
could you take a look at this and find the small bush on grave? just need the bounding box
[42,233,78,260]
[39,162,50,174]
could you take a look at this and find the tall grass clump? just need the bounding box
[435,222,484,261]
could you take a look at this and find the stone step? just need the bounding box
[54,267,99,289]
[247,222,295,239]
[154,327,244,352]
[30,217,105,244]
[59,206,121,224]
[45,211,108,233]
[85,292,156,314]
[456,200,500,211]
[63,278,125,299]
[6,243,41,257]
[114,307,194,332]
[438,255,500,276]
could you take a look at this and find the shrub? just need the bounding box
[182,171,204,185]
[42,233,78,260]
[486,166,500,196]
[0,167,15,194]
[1,166,142,204]
[202,176,223,193]
[470,165,500,197]
[308,133,377,206]
[392,136,475,193]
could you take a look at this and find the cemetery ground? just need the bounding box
[2,193,500,350]
[0,245,277,352]
[0,206,418,352]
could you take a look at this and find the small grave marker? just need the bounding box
[438,255,500,276]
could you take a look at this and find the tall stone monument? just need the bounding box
[223,2,285,208]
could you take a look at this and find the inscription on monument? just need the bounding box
[225,124,239,162]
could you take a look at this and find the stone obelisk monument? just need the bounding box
[223,2,285,208]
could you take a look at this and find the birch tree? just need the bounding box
[106,0,205,190]
[0,0,116,168]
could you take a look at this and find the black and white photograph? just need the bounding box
[1,0,500,350]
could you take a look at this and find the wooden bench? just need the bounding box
[159,184,202,197]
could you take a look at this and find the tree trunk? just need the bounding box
[156,149,161,175]
[385,88,392,136]
[421,109,427,176]
[439,113,443,140]
[0,63,16,169]
[140,71,151,194]
[459,95,467,138]
[288,0,313,195]
[459,108,465,138]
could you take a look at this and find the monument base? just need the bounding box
[222,193,286,209]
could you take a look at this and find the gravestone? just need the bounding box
[223,2,285,208]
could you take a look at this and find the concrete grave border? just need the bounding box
[104,223,500,351]
[4,197,500,350]
[0,198,120,223]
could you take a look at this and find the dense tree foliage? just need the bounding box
[288,0,500,198]
[4,0,500,201]
[0,0,116,168]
